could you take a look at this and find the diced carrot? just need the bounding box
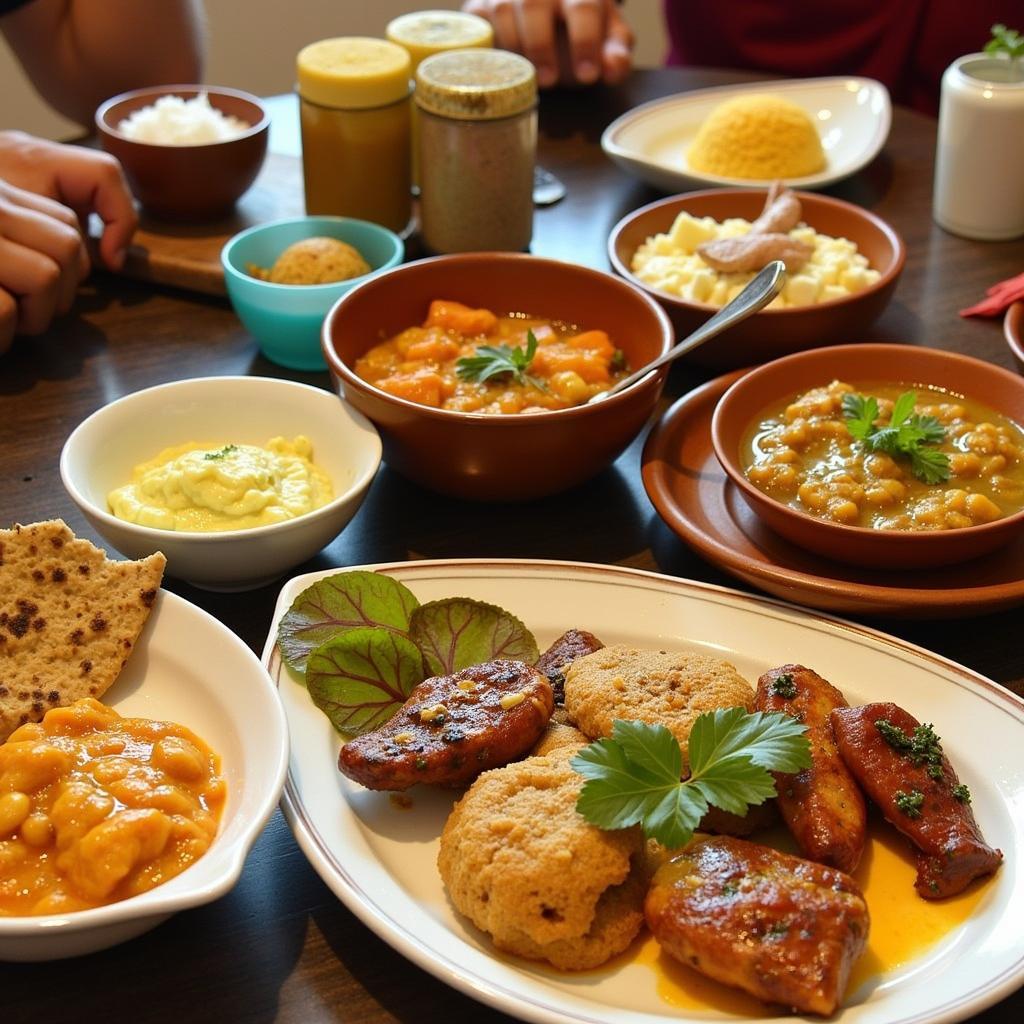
[404,336,462,362]
[565,330,614,359]
[424,300,498,336]
[530,348,610,383]
[377,371,444,407]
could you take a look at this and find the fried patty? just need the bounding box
[535,629,604,704]
[338,659,553,791]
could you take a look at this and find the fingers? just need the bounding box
[602,5,634,85]
[0,184,88,315]
[0,288,15,356]
[516,0,559,87]
[561,0,604,84]
[48,148,137,271]
[488,0,523,52]
[0,235,62,336]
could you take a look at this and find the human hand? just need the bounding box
[463,0,633,87]
[0,131,137,352]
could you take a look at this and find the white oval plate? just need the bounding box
[263,559,1023,1024]
[1,588,289,960]
[602,77,892,193]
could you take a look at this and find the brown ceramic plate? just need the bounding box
[642,372,1024,618]
[608,189,905,371]
[1005,302,1024,374]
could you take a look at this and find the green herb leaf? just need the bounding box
[278,571,420,673]
[306,628,426,737]
[985,23,1024,59]
[841,390,950,484]
[454,330,547,391]
[409,598,539,676]
[203,444,238,461]
[571,710,812,849]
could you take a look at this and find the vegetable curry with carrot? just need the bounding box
[354,300,629,413]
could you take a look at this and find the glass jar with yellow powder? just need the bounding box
[385,9,493,187]
[297,37,412,233]
[416,49,537,253]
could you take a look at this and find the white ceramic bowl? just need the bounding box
[60,376,382,590]
[0,588,288,961]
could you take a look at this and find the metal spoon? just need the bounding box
[590,260,786,403]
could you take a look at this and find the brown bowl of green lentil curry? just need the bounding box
[711,344,1024,570]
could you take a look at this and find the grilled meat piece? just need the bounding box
[338,659,553,791]
[755,664,867,872]
[831,702,1002,899]
[697,233,812,273]
[535,629,604,705]
[698,802,779,837]
[646,836,869,1016]
[749,182,804,235]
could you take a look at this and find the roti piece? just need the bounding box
[0,520,166,741]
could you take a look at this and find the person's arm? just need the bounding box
[1,0,206,126]
[463,0,633,87]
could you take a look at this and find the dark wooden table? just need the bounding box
[1,68,1021,1023]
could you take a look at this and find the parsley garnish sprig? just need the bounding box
[841,391,950,484]
[985,23,1024,61]
[570,708,812,849]
[455,329,548,391]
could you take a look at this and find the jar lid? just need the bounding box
[386,10,493,70]
[297,37,411,110]
[415,49,537,121]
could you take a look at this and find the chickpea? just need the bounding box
[965,493,1001,523]
[0,791,31,837]
[948,452,981,478]
[20,812,54,848]
[830,500,860,523]
[864,453,902,479]
[548,371,589,405]
[151,736,205,782]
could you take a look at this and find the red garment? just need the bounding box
[662,0,1021,115]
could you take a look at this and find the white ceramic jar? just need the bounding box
[933,53,1024,240]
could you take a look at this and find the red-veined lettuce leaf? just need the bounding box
[305,628,426,737]
[409,598,539,677]
[278,571,420,673]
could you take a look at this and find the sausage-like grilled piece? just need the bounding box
[749,182,803,235]
[755,664,867,872]
[697,233,812,273]
[338,660,553,791]
[831,702,1002,899]
[535,629,603,705]
[646,836,869,1016]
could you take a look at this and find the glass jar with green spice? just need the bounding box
[415,49,537,254]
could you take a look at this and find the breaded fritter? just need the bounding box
[564,645,754,757]
[646,836,869,1016]
[338,659,552,791]
[831,702,1002,898]
[755,664,867,872]
[530,719,590,757]
[535,629,604,705]
[438,746,646,970]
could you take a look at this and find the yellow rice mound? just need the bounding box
[687,93,825,180]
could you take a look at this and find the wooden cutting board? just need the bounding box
[90,151,305,297]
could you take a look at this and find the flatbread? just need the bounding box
[0,520,165,741]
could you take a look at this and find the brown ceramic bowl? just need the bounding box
[608,189,905,371]
[711,344,1024,569]
[322,253,674,501]
[1005,302,1024,374]
[96,85,269,221]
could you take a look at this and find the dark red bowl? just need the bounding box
[96,85,268,221]
[321,252,674,501]
[609,189,905,371]
[711,344,1024,569]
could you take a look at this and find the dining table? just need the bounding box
[1,65,1022,1024]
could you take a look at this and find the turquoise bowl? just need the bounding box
[221,216,404,371]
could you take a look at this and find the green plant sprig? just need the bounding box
[985,24,1024,60]
[841,391,950,485]
[455,329,548,391]
[570,708,812,849]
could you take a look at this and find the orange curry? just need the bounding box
[354,300,629,413]
[0,698,225,916]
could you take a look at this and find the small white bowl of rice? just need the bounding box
[96,85,269,221]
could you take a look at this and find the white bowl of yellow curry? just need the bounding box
[0,526,288,959]
[60,376,382,590]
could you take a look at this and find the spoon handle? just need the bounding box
[597,260,786,401]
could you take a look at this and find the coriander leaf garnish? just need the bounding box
[894,789,925,819]
[841,390,950,484]
[455,329,548,391]
[204,444,238,460]
[570,709,812,849]
[771,672,797,699]
[952,783,972,804]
